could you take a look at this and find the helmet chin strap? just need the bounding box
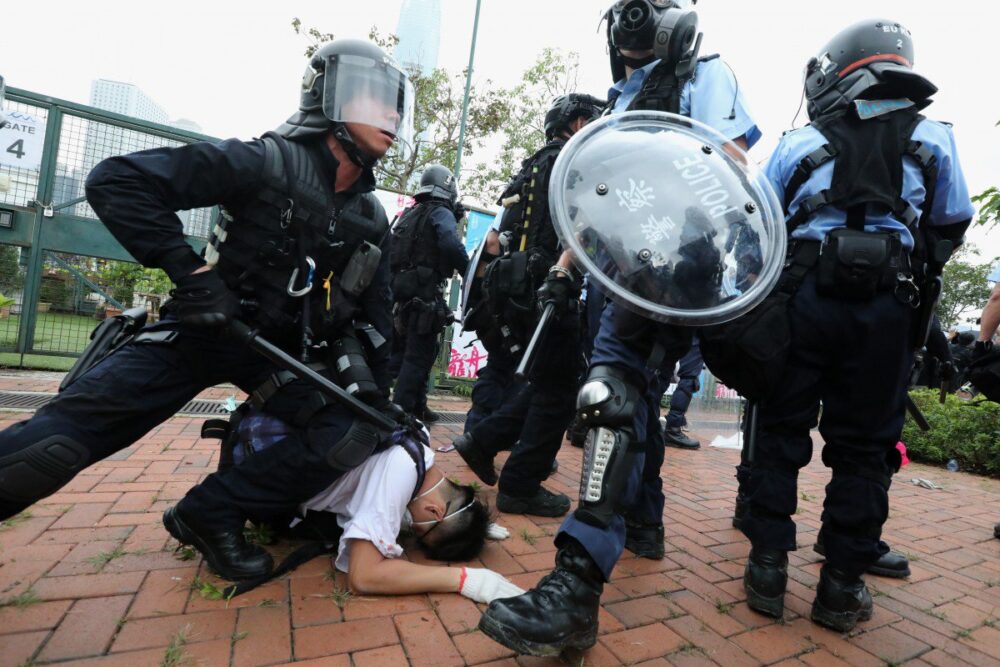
[331,123,379,170]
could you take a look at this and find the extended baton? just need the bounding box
[515,302,555,381]
[229,320,395,431]
[905,394,931,432]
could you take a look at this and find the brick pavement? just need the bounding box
[1,373,1000,666]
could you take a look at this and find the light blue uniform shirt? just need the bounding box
[608,57,762,148]
[765,115,975,250]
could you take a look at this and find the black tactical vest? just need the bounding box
[497,139,564,268]
[389,201,449,280]
[207,135,388,339]
[625,55,717,114]
[782,105,938,238]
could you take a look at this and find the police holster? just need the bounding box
[59,306,150,392]
[482,252,532,312]
[816,228,902,300]
[700,243,819,401]
[391,267,436,302]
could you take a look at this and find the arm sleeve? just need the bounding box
[926,123,976,227]
[763,142,790,207]
[685,58,762,149]
[360,231,394,395]
[84,138,267,281]
[431,207,470,277]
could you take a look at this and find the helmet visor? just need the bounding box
[321,53,415,151]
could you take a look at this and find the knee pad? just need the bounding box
[310,420,380,472]
[0,435,90,504]
[576,365,641,429]
[575,426,639,529]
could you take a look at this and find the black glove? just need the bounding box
[536,270,581,318]
[169,269,241,327]
[452,201,468,220]
[974,340,994,360]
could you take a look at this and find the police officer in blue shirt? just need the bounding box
[479,0,762,655]
[388,165,468,422]
[741,19,974,632]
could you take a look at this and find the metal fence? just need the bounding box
[0,87,216,362]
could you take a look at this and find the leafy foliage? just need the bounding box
[937,244,997,329]
[972,120,1000,228]
[464,48,583,202]
[903,389,1000,476]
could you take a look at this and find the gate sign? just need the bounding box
[0,109,44,171]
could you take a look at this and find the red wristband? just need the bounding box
[458,567,468,593]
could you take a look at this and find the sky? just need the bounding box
[2,0,999,255]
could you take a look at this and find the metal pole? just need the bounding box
[453,0,483,181]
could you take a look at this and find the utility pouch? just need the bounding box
[700,290,792,401]
[59,306,150,392]
[330,333,379,400]
[340,241,381,297]
[816,229,898,300]
[483,253,531,309]
[968,349,1000,403]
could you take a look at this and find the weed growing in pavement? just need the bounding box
[160,625,193,667]
[326,587,352,609]
[256,598,282,608]
[0,510,33,532]
[957,628,972,639]
[86,545,129,568]
[243,522,276,546]
[173,545,197,561]
[800,492,815,502]
[231,630,249,645]
[714,598,733,614]
[0,587,39,609]
[520,529,537,546]
[192,577,235,603]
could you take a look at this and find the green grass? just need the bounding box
[0,352,76,371]
[160,626,193,667]
[86,545,129,568]
[0,311,99,353]
[0,587,40,609]
[0,510,33,532]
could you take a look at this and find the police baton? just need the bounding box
[905,394,931,432]
[229,320,396,431]
[515,302,555,381]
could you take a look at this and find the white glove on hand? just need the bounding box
[459,567,525,603]
[486,522,510,540]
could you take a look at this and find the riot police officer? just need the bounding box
[0,39,415,582]
[479,0,765,655]
[389,165,468,422]
[740,20,973,632]
[454,93,602,517]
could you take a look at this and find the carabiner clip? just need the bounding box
[287,256,316,297]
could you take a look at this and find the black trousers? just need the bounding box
[742,272,914,578]
[471,316,581,497]
[391,304,441,413]
[0,319,359,529]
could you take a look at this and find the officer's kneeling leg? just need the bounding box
[574,365,643,529]
[0,434,90,516]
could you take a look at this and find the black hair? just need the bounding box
[415,483,491,562]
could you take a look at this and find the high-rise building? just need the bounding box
[89,80,169,125]
[395,0,442,75]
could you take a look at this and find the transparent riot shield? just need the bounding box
[549,111,785,326]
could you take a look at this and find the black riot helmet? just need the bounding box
[606,0,700,82]
[277,39,415,168]
[804,19,937,120]
[544,94,605,141]
[414,164,458,203]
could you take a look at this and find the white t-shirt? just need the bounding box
[300,444,435,573]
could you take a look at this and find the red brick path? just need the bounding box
[2,371,1000,666]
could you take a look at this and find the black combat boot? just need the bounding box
[744,548,788,618]
[479,539,603,656]
[497,487,570,517]
[625,518,665,559]
[418,406,441,423]
[813,535,910,579]
[453,432,497,485]
[663,425,700,449]
[811,565,873,632]
[163,506,273,581]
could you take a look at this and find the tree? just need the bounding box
[463,48,583,203]
[290,20,510,194]
[937,243,997,329]
[972,120,1000,228]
